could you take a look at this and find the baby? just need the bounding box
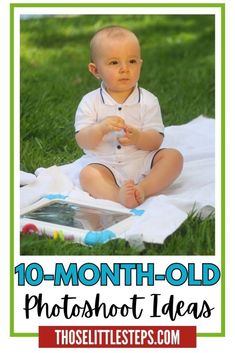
[75,26,183,208]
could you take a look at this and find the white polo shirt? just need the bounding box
[74,83,164,165]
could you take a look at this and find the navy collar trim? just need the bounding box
[100,87,105,104]
[99,86,141,105]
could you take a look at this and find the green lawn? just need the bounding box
[20,14,215,255]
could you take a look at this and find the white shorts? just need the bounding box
[80,150,161,187]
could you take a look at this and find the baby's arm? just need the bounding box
[76,116,125,150]
[118,125,163,151]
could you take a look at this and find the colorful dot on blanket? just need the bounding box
[84,230,116,246]
[43,194,67,200]
[130,208,145,216]
[22,223,38,234]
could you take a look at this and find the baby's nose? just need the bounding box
[119,62,129,72]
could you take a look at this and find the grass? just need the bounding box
[20,14,215,255]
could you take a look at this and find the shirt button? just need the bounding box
[117,145,121,149]
[118,107,122,111]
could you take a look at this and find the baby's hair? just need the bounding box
[89,25,140,62]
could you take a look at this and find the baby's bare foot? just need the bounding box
[118,180,139,208]
[134,185,145,205]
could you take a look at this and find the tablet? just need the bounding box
[20,198,135,245]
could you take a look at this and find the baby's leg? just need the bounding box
[137,148,183,199]
[80,164,118,200]
[79,164,139,208]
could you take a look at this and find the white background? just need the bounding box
[1,0,234,352]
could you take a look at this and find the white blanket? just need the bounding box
[20,116,215,244]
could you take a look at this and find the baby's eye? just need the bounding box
[129,59,137,64]
[109,60,119,65]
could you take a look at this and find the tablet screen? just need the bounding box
[21,201,130,231]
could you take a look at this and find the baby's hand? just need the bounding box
[118,125,141,146]
[99,116,126,134]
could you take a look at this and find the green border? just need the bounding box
[10,2,225,338]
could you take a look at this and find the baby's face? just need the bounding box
[93,34,142,100]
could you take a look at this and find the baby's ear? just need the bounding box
[88,63,100,79]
